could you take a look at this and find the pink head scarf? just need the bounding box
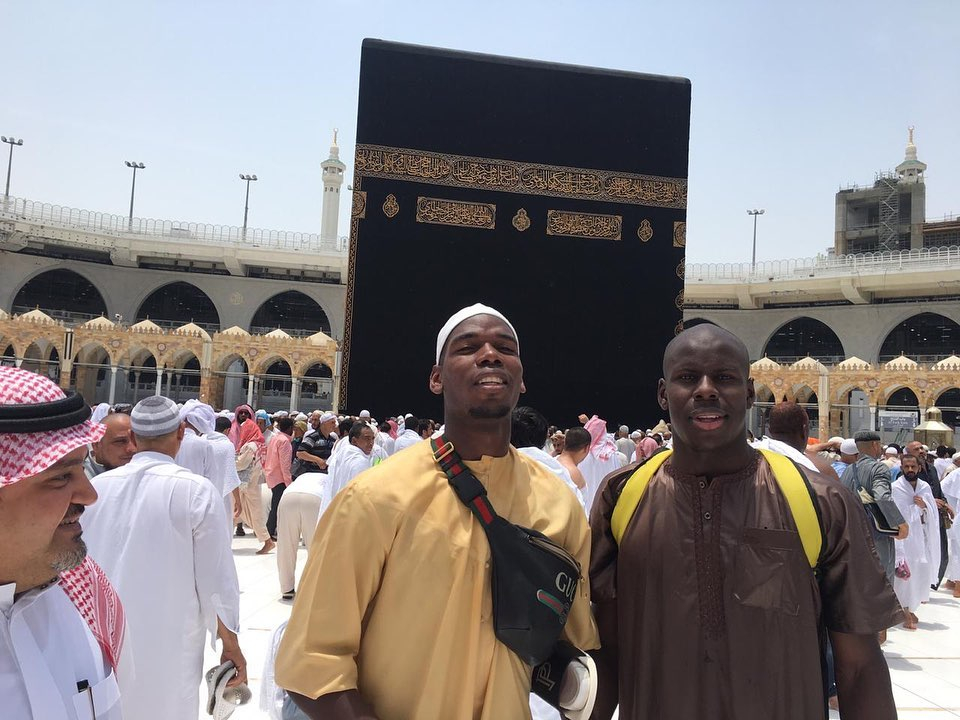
[0,367,125,672]
[229,403,255,451]
[387,419,399,439]
[584,415,617,462]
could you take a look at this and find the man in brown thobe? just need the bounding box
[589,324,901,720]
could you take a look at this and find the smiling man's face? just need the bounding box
[657,325,754,456]
[0,445,97,592]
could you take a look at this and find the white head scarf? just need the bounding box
[179,398,217,435]
[435,303,518,363]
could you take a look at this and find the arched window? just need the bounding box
[250,291,331,336]
[879,313,960,362]
[13,269,107,319]
[136,283,220,329]
[764,318,844,362]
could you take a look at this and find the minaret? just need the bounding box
[896,126,927,184]
[320,129,346,243]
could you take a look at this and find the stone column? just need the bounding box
[59,358,73,390]
[165,370,173,397]
[817,370,830,440]
[246,373,255,406]
[868,404,878,431]
[155,367,164,396]
[290,377,301,412]
[108,366,118,405]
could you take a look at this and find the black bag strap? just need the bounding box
[430,435,499,528]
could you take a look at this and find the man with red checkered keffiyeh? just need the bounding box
[0,366,126,719]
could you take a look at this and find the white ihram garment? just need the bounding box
[0,582,122,720]
[891,477,941,611]
[321,443,373,515]
[393,428,421,453]
[83,452,240,720]
[517,446,586,512]
[941,471,960,581]
[578,452,623,516]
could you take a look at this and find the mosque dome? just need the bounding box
[220,326,251,337]
[82,315,116,329]
[17,308,56,324]
[837,356,871,370]
[305,330,335,346]
[174,322,211,340]
[790,356,827,371]
[933,355,960,371]
[264,328,292,339]
[750,356,781,371]
[129,319,163,333]
[884,354,918,370]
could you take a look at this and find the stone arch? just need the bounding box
[762,317,845,362]
[877,312,960,363]
[934,387,960,429]
[249,291,331,336]
[167,349,202,402]
[70,342,114,403]
[252,352,297,377]
[1,343,15,366]
[880,385,920,408]
[214,353,250,411]
[682,318,724,331]
[300,361,334,407]
[135,282,221,330]
[11,268,108,319]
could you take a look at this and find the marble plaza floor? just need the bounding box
[206,530,960,718]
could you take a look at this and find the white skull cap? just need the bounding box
[435,303,518,363]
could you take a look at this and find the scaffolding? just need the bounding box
[876,172,900,251]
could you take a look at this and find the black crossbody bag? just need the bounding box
[430,436,581,666]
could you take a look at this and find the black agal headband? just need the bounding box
[0,391,91,433]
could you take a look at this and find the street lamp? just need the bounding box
[125,161,146,229]
[2,135,24,200]
[239,173,258,238]
[748,209,765,270]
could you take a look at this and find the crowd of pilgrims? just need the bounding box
[89,398,960,624]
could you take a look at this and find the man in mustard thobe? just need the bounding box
[276,304,598,719]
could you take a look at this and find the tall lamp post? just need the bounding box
[239,173,258,238]
[748,208,765,271]
[125,161,146,229]
[2,135,24,200]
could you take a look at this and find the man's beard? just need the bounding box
[51,538,88,573]
[468,405,512,420]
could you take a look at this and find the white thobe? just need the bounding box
[175,429,210,478]
[321,444,373,514]
[892,477,941,611]
[0,582,122,720]
[375,432,395,456]
[941,471,960,581]
[83,452,240,720]
[750,437,820,473]
[394,429,421,453]
[578,451,623,516]
[517,445,586,512]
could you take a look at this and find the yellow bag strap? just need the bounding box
[610,449,674,545]
[610,448,823,568]
[756,449,823,568]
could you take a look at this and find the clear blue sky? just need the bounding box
[3,0,958,264]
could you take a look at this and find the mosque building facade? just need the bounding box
[1,130,958,442]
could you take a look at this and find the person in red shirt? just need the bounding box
[264,416,295,540]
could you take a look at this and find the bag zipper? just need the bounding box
[527,534,581,576]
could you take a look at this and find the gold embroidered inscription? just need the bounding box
[355,144,687,209]
[674,319,685,336]
[415,197,496,229]
[546,210,622,240]
[638,219,653,242]
[352,191,366,218]
[675,290,685,310]
[382,194,399,218]
[512,208,531,232]
[673,221,686,248]
[676,260,685,279]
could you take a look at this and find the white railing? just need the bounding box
[687,246,960,283]
[0,196,348,253]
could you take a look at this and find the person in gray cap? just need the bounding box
[82,395,247,720]
[841,430,908,591]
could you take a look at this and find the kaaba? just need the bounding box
[341,40,690,428]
